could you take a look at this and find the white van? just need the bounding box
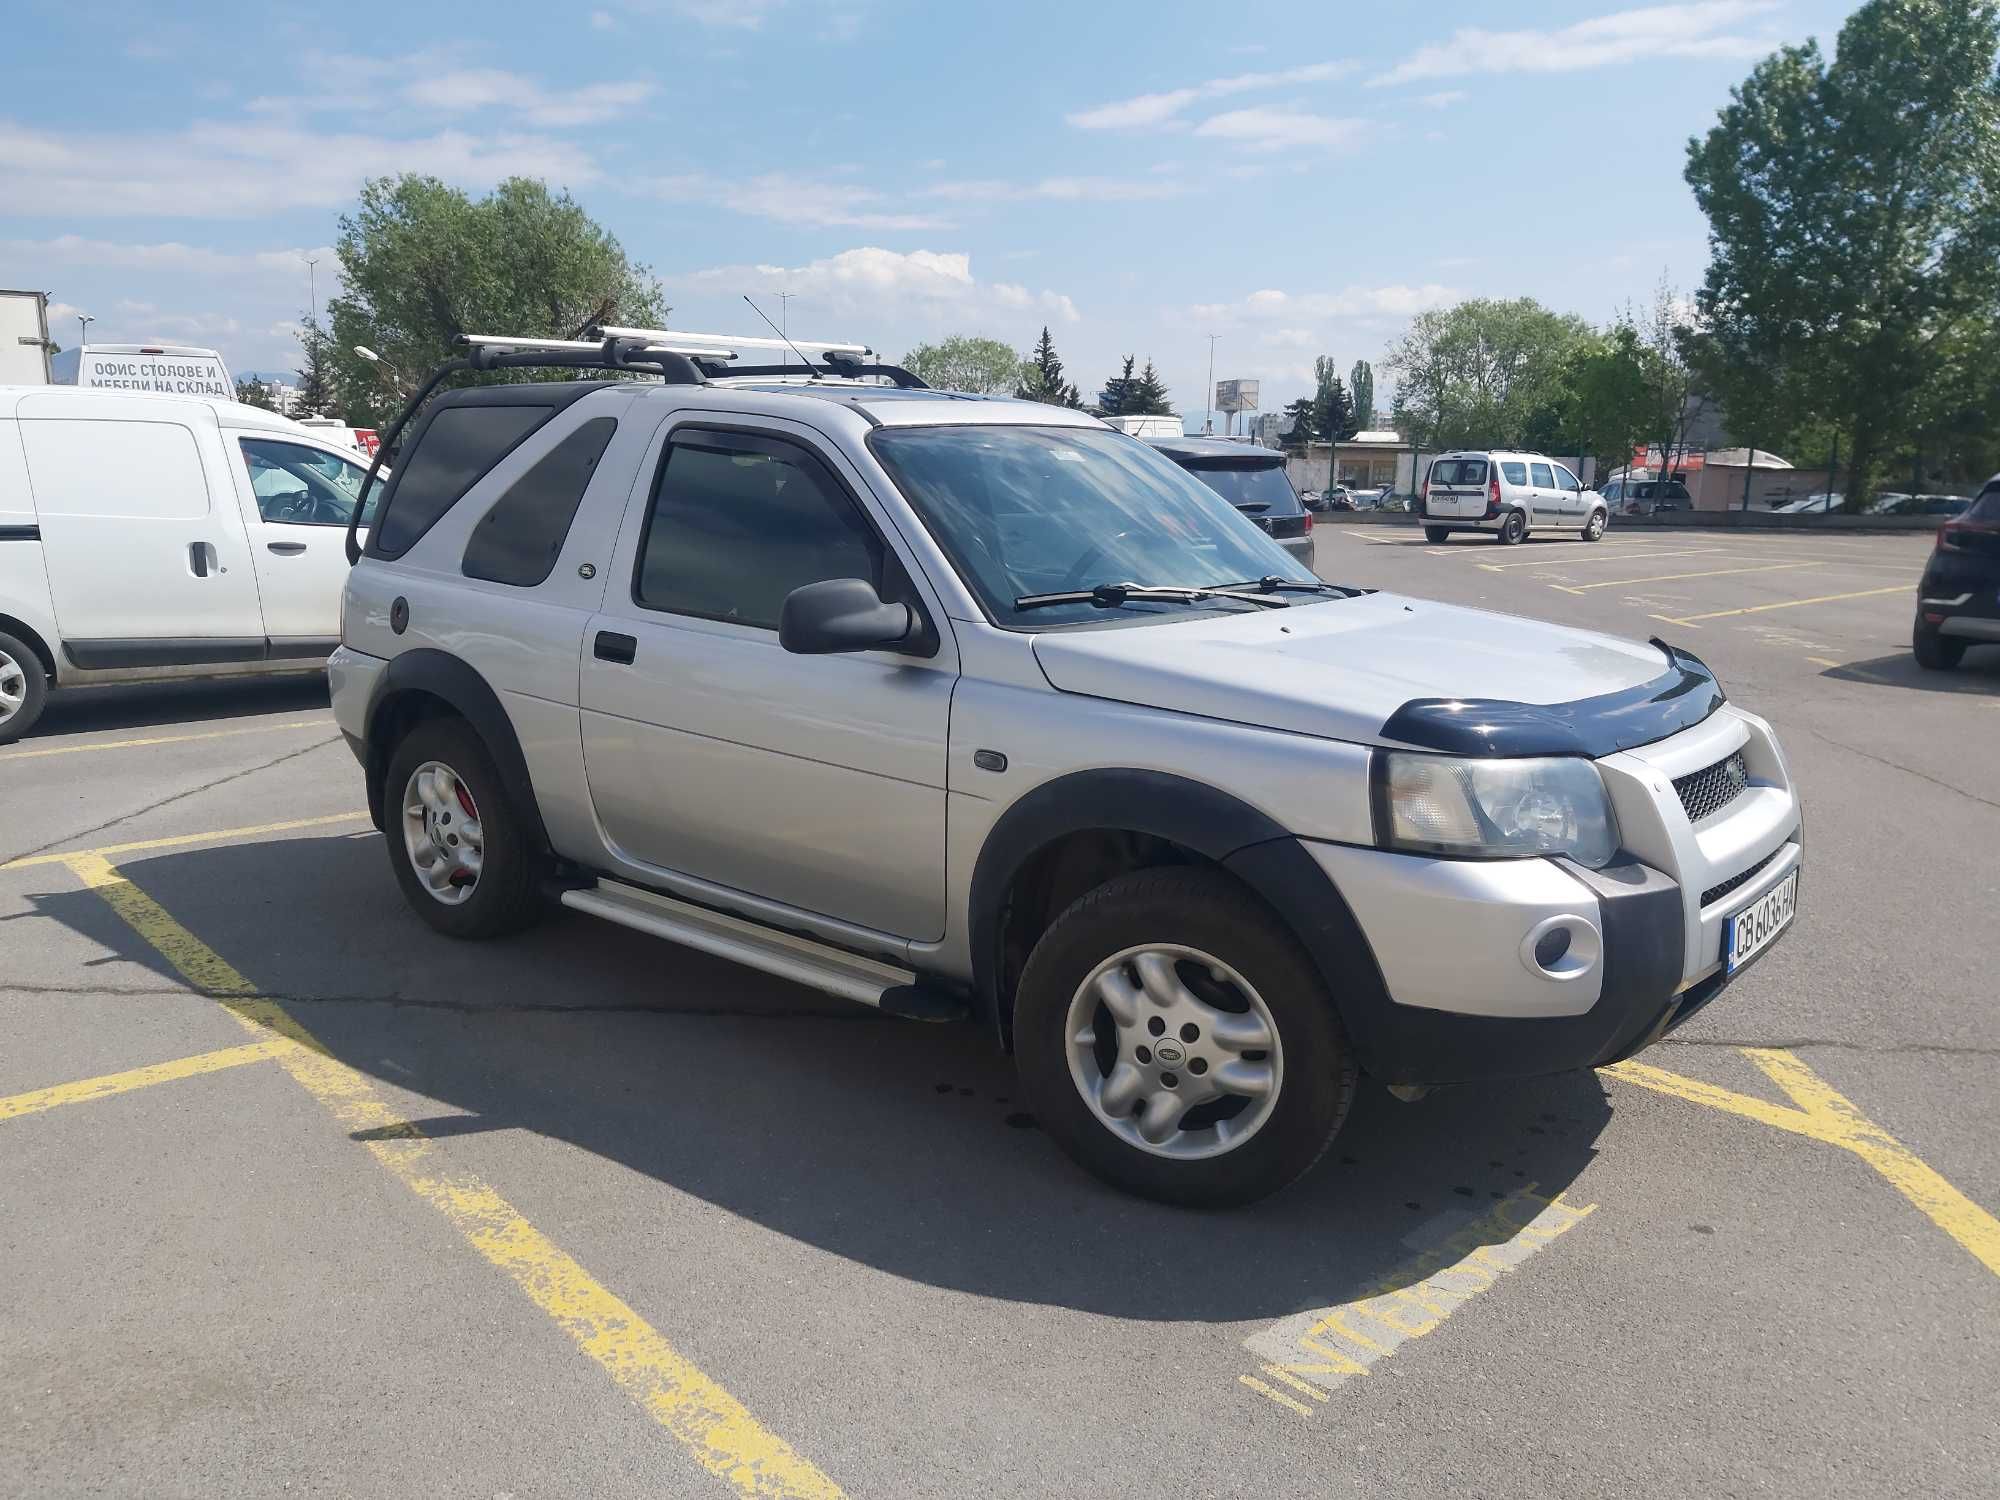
[0,387,376,742]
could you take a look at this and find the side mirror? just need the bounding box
[779,577,913,655]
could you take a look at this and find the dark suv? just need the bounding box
[1914,476,2000,670]
[1146,437,1313,567]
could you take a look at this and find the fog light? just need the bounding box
[1533,927,1573,969]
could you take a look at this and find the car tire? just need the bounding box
[384,717,546,939]
[1423,526,1450,543]
[1913,620,1966,671]
[1013,867,1357,1208]
[1498,510,1527,545]
[0,629,50,746]
[1582,509,1607,542]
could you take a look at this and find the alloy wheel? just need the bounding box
[401,760,485,906]
[0,648,25,727]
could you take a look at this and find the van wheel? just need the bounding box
[384,718,545,939]
[1423,526,1450,543]
[1913,620,1966,671]
[1014,868,1357,1208]
[0,630,50,746]
[1498,511,1527,545]
[1583,509,1607,542]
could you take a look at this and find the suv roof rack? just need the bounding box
[589,324,929,390]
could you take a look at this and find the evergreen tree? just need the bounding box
[1098,354,1138,414]
[294,315,336,417]
[1129,359,1175,416]
[234,376,278,411]
[1349,359,1375,428]
[1017,325,1082,407]
[1281,396,1318,449]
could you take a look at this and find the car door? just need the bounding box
[579,417,955,942]
[1550,463,1585,527]
[1528,461,1558,524]
[17,398,265,663]
[229,433,378,650]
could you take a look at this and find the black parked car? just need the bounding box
[1914,476,2000,670]
[1145,437,1314,567]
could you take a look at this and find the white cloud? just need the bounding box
[643,172,950,230]
[1260,327,1318,348]
[920,176,1184,204]
[590,8,617,27]
[672,247,1080,329]
[1377,1,1779,85]
[669,0,786,25]
[1067,60,1354,131]
[1192,283,1458,325]
[1193,109,1367,152]
[1419,90,1469,107]
[0,234,339,278]
[405,69,653,127]
[0,120,599,218]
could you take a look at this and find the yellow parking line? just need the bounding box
[1479,546,1727,572]
[1650,584,1908,627]
[1604,1049,2000,1279]
[0,719,326,763]
[1238,1374,1314,1417]
[0,1039,291,1122]
[1,812,371,871]
[1551,561,1825,594]
[60,851,844,1499]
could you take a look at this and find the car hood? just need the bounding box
[1029,592,1675,746]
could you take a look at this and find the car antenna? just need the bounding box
[742,294,821,378]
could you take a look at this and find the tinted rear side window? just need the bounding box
[1431,459,1488,486]
[461,418,618,587]
[1530,462,1554,487]
[1501,462,1528,485]
[372,403,553,557]
[1967,486,2000,523]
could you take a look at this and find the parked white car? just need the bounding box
[0,386,377,742]
[1420,451,1609,543]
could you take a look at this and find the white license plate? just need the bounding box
[1724,867,1798,975]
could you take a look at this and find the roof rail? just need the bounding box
[587,324,929,389]
[593,324,874,358]
[461,333,736,361]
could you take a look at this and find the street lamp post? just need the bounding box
[1205,333,1219,435]
[771,290,795,369]
[77,313,94,350]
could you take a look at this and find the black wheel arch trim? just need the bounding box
[362,649,551,853]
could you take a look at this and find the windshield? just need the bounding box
[1178,462,1303,514]
[871,426,1319,627]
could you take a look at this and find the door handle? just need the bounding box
[266,541,307,556]
[188,542,210,578]
[593,631,637,665]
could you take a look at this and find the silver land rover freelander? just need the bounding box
[328,327,1803,1207]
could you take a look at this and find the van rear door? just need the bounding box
[18,396,264,667]
[1426,457,1489,519]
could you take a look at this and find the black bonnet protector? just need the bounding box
[1379,640,1725,758]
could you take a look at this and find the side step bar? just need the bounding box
[559,879,965,1022]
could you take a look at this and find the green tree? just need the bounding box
[902,334,1021,394]
[234,376,277,411]
[1349,359,1375,428]
[1016,325,1082,406]
[1685,0,2000,509]
[1097,354,1138,414]
[294,315,335,417]
[327,175,668,426]
[1383,298,1595,452]
[1280,396,1318,451]
[1129,359,1175,416]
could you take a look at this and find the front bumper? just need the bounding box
[1282,705,1802,1086]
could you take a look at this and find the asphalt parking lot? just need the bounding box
[3,522,1996,1498]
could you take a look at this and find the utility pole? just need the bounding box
[772,289,795,369]
[1205,333,1219,435]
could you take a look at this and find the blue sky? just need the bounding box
[3,0,1855,419]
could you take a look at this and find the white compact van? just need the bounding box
[0,386,377,742]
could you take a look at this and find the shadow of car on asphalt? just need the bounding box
[23,675,332,739]
[1821,649,2000,696]
[30,831,1612,1325]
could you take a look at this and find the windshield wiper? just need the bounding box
[1229,575,1358,597]
[1014,581,1289,613]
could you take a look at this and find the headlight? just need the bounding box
[1375,752,1619,867]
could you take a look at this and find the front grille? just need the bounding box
[1701,848,1779,908]
[1674,751,1750,824]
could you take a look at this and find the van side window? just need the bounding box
[20,419,208,520]
[462,418,618,587]
[635,431,881,630]
[1530,462,1554,487]
[1552,464,1581,491]
[240,438,374,528]
[1501,462,1528,485]
[371,403,553,558]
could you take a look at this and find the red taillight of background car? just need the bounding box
[1302,509,1312,533]
[1486,471,1501,518]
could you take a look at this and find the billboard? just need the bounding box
[0,290,52,385]
[1214,378,1260,415]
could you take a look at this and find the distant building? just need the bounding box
[1286,429,1413,493]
